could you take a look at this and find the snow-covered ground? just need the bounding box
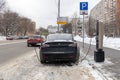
[0,36,6,41]
[0,35,119,80]
[74,35,120,50]
[0,50,114,80]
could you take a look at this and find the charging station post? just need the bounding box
[94,20,105,62]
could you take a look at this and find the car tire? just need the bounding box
[40,60,46,64]
[27,44,30,47]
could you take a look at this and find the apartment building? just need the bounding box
[116,0,120,36]
[71,18,83,35]
[47,25,58,33]
[89,0,116,37]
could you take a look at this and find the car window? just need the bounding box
[47,34,73,41]
[29,35,41,39]
[33,36,40,38]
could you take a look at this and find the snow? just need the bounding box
[0,51,95,80]
[74,35,120,50]
[0,36,6,41]
[0,35,119,80]
[0,49,113,80]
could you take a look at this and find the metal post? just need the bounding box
[82,14,85,48]
[58,0,60,32]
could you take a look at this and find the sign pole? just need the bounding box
[80,2,88,48]
[83,13,85,48]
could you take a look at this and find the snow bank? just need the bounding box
[74,35,96,45]
[74,35,120,50]
[103,37,120,50]
[0,36,6,41]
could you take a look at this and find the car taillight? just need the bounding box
[36,39,40,42]
[42,38,44,41]
[36,38,40,41]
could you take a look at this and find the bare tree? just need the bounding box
[0,10,20,36]
[36,27,48,36]
[0,0,6,35]
[0,0,6,11]
[0,9,36,36]
[28,22,36,35]
[17,17,36,36]
[61,23,72,33]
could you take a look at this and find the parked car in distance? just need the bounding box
[6,36,14,40]
[27,35,44,47]
[40,33,80,63]
[23,36,29,39]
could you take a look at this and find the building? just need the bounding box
[47,25,58,33]
[116,0,120,21]
[71,18,82,35]
[116,0,120,36]
[71,16,89,36]
[89,0,116,37]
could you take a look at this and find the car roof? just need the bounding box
[48,33,72,36]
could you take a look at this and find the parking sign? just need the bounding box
[80,2,88,15]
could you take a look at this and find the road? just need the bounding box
[78,42,120,79]
[0,40,34,65]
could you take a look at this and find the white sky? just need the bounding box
[6,0,101,28]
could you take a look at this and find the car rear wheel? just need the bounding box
[27,44,30,47]
[40,60,46,64]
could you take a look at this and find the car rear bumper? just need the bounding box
[40,52,78,62]
[27,40,41,45]
[27,42,41,45]
[40,46,79,62]
[28,42,37,44]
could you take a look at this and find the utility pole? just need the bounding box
[58,0,60,32]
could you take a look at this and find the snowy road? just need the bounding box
[0,49,114,80]
[0,40,33,65]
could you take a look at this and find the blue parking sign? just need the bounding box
[80,2,88,10]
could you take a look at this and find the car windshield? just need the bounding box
[47,34,73,41]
